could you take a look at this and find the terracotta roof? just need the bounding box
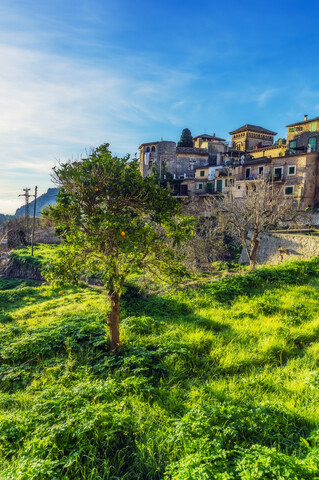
[193,133,226,142]
[176,147,208,156]
[229,124,277,135]
[286,116,319,127]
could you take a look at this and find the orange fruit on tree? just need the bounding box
[120,231,125,236]
[59,291,63,295]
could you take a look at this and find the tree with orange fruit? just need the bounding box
[44,144,194,350]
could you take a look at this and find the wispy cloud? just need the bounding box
[256,88,278,107]
[0,39,195,212]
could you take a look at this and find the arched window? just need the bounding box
[146,147,150,152]
[151,146,156,152]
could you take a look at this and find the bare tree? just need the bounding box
[212,181,296,269]
[178,217,237,273]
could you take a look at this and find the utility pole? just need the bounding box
[1,229,8,276]
[31,186,38,256]
[19,188,31,244]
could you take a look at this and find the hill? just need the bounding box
[0,248,319,478]
[15,187,59,217]
[0,213,14,225]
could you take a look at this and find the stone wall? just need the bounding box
[34,227,60,244]
[181,195,214,217]
[239,232,319,265]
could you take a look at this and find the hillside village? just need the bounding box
[139,114,319,210]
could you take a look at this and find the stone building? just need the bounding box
[286,115,319,154]
[139,116,319,210]
[229,124,277,151]
[232,152,319,209]
[139,133,228,195]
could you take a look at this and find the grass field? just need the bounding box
[0,247,319,479]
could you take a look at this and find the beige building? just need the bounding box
[233,152,319,209]
[229,124,277,151]
[139,117,319,210]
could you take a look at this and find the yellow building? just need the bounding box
[286,115,319,154]
[248,142,286,159]
[193,133,226,150]
[229,124,277,151]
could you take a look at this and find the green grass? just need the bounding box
[8,244,60,274]
[0,255,319,478]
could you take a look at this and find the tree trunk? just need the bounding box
[107,291,121,351]
[249,237,260,270]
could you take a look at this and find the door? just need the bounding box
[180,184,188,196]
[216,179,223,193]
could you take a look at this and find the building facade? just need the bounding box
[139,116,319,209]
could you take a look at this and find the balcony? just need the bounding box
[236,173,265,181]
[235,173,284,183]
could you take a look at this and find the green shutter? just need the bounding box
[290,141,296,153]
[309,137,316,152]
[311,122,317,132]
[225,179,228,187]
[285,187,293,195]
[200,170,205,177]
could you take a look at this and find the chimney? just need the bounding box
[304,114,308,121]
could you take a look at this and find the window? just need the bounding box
[309,137,317,152]
[200,170,205,177]
[198,183,203,190]
[288,165,296,175]
[289,127,295,132]
[311,122,317,132]
[245,168,251,179]
[225,179,228,187]
[290,141,296,154]
[146,146,150,152]
[274,167,283,180]
[258,166,264,176]
[285,186,294,195]
[151,146,156,152]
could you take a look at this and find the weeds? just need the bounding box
[0,257,319,478]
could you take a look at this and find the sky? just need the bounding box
[0,0,319,213]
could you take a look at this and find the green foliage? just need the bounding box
[0,259,319,477]
[202,258,319,302]
[177,128,193,148]
[43,143,194,349]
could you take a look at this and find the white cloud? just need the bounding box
[0,41,195,213]
[256,88,278,107]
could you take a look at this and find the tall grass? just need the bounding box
[0,255,319,478]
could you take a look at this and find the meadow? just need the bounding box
[0,246,319,479]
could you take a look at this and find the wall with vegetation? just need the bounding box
[240,232,319,265]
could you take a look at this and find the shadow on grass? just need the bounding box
[121,282,231,333]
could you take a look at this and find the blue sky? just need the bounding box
[0,0,319,213]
